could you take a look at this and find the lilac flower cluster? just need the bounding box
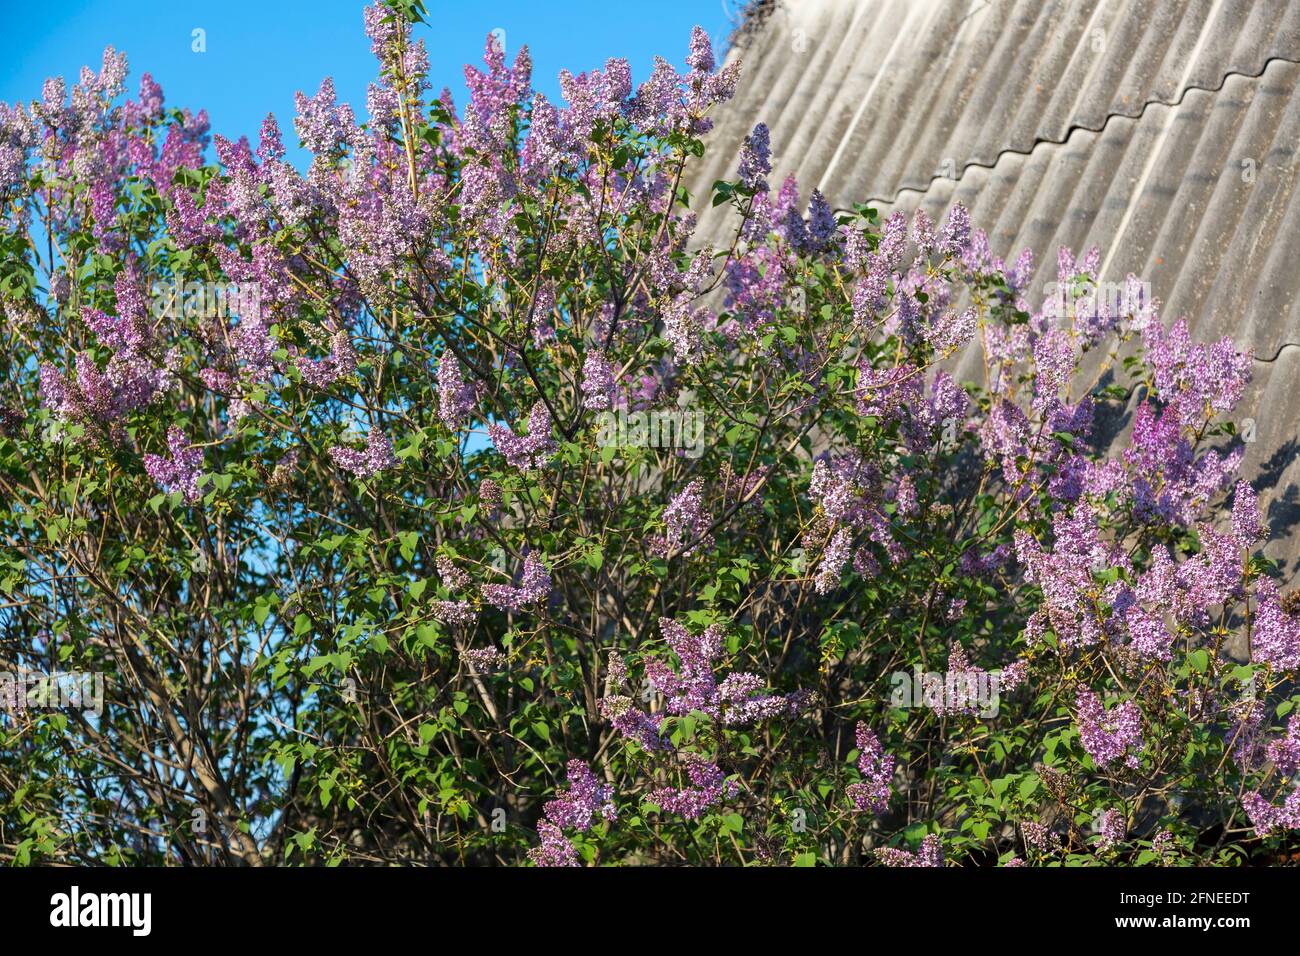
[645,618,725,717]
[580,351,616,411]
[921,643,993,717]
[1242,789,1300,837]
[481,552,552,612]
[1076,688,1144,771]
[650,480,713,557]
[600,617,809,773]
[142,425,203,503]
[875,834,943,867]
[297,330,357,389]
[597,653,670,751]
[435,602,478,626]
[648,754,737,820]
[1265,714,1300,776]
[528,760,616,867]
[459,646,507,670]
[488,401,556,471]
[436,352,477,430]
[1096,809,1126,849]
[847,722,895,814]
[1252,577,1300,671]
[328,428,397,479]
[40,351,172,434]
[1021,821,1061,854]
[807,452,902,588]
[736,122,771,192]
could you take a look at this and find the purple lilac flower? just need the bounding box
[855,363,920,422]
[893,474,919,518]
[83,302,142,354]
[1006,247,1034,294]
[482,551,552,611]
[924,307,976,355]
[1142,319,1252,431]
[542,760,616,832]
[737,122,771,192]
[877,211,908,270]
[1014,506,1122,650]
[528,761,618,865]
[459,646,507,669]
[520,93,568,180]
[529,820,578,867]
[685,26,714,73]
[488,401,557,471]
[1253,577,1300,671]
[580,350,616,411]
[843,228,870,273]
[1122,604,1174,660]
[556,57,630,144]
[649,754,736,820]
[918,371,970,444]
[479,478,503,513]
[718,672,810,725]
[847,722,895,814]
[123,71,164,128]
[530,282,557,346]
[436,556,469,591]
[1022,821,1060,853]
[434,602,478,626]
[437,351,476,429]
[1076,687,1144,770]
[293,77,352,155]
[814,527,852,594]
[1097,809,1126,849]
[922,643,991,717]
[256,112,283,163]
[1243,789,1300,837]
[939,203,970,257]
[1032,328,1075,407]
[143,425,203,503]
[911,209,936,257]
[1124,402,1241,527]
[646,618,725,716]
[1265,714,1300,775]
[329,428,397,479]
[641,617,808,729]
[876,834,943,867]
[806,189,836,249]
[960,543,1011,579]
[807,453,905,564]
[298,331,357,388]
[650,479,713,557]
[604,652,629,691]
[41,351,169,426]
[1231,480,1264,546]
[959,227,990,272]
[599,694,669,751]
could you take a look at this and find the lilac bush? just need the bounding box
[0,2,1297,867]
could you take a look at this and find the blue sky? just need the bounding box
[1,0,736,164]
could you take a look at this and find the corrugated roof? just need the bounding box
[694,0,1300,581]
